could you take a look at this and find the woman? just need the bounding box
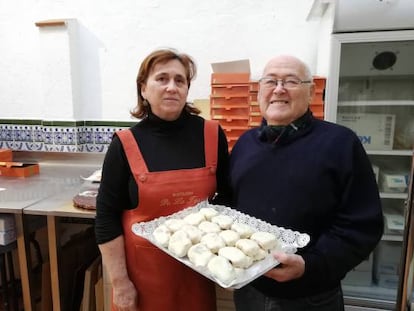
[95,48,231,311]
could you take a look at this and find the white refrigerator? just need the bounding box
[325,30,414,311]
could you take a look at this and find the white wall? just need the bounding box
[0,0,329,121]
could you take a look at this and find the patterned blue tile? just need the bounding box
[85,143,106,152]
[53,127,77,145]
[76,127,85,145]
[25,142,44,151]
[14,125,33,142]
[44,144,62,152]
[0,125,13,141]
[0,120,130,153]
[93,127,116,145]
[77,144,85,152]
[11,141,23,150]
[83,127,95,144]
[33,126,43,142]
[42,127,54,144]
[4,141,14,149]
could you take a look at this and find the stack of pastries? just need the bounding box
[152,207,280,286]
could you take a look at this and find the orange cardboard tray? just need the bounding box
[211,73,250,85]
[0,163,40,177]
[0,149,13,162]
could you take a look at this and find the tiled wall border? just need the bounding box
[0,119,137,153]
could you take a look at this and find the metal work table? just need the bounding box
[0,151,103,311]
[24,184,97,311]
[0,182,47,311]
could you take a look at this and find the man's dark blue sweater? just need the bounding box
[229,112,384,298]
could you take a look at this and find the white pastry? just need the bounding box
[183,212,206,226]
[207,255,237,285]
[231,222,255,238]
[198,207,219,220]
[187,243,214,267]
[235,238,261,257]
[211,214,234,229]
[253,248,268,261]
[250,231,279,250]
[153,224,171,247]
[219,230,240,247]
[200,233,226,253]
[181,224,203,244]
[164,218,186,232]
[198,221,221,234]
[168,230,192,257]
[218,246,253,269]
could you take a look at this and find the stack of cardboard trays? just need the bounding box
[0,214,16,245]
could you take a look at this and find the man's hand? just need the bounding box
[264,251,305,282]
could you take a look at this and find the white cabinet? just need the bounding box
[325,30,414,310]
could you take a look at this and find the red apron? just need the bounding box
[114,120,218,311]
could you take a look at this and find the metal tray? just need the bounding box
[131,201,310,289]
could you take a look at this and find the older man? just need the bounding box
[229,55,383,311]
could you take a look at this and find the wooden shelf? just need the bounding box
[35,19,67,27]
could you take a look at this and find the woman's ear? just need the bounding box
[141,83,147,99]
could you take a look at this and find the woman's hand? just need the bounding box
[112,278,139,311]
[264,251,305,282]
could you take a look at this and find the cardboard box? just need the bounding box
[248,115,262,127]
[0,163,40,177]
[210,96,249,108]
[211,59,250,84]
[0,149,13,162]
[249,81,259,92]
[249,93,258,102]
[381,172,409,193]
[211,73,250,85]
[311,92,324,106]
[309,104,324,114]
[337,113,395,150]
[383,213,404,235]
[211,85,250,97]
[313,76,326,91]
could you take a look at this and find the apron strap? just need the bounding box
[204,120,218,170]
[116,120,218,177]
[116,129,149,175]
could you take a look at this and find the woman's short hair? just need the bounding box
[131,48,200,119]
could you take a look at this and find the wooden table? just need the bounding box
[0,199,42,311]
[24,181,98,311]
[1,162,101,311]
[0,171,68,311]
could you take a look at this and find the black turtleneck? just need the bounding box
[95,111,231,244]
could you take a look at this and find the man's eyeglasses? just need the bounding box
[259,77,312,89]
